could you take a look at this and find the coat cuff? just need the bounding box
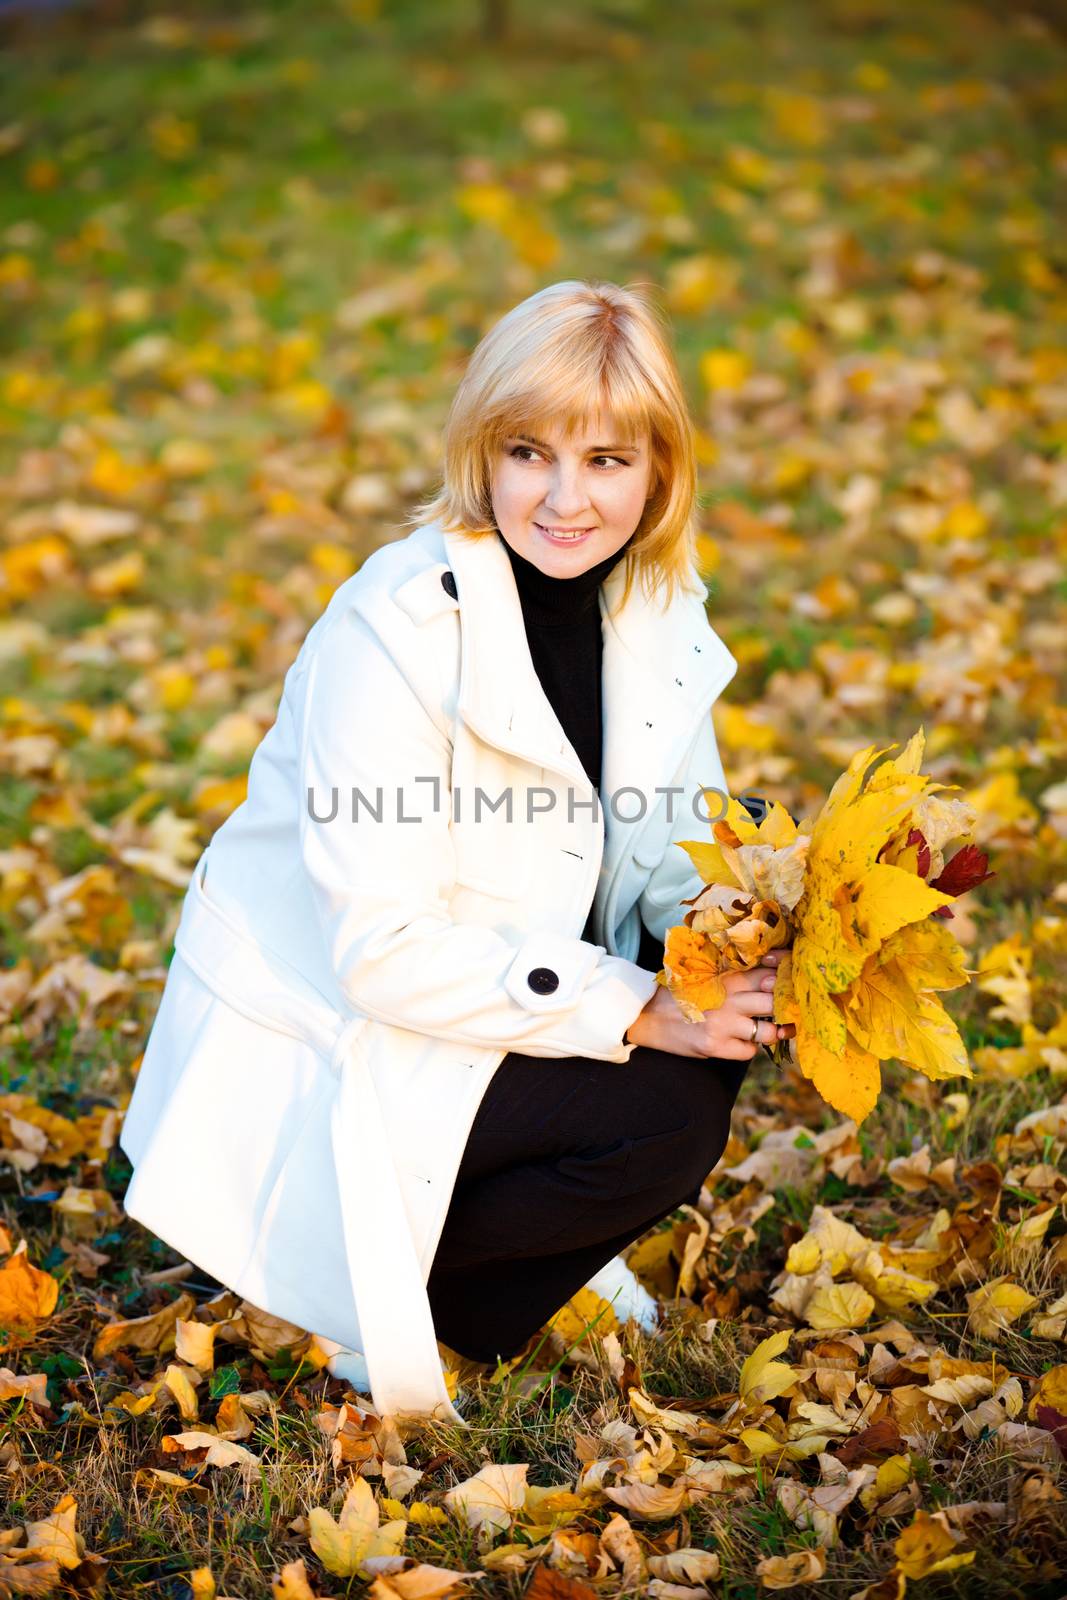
[504,934,660,1061]
[504,931,602,1013]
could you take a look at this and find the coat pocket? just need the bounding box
[451,864,531,900]
[448,789,535,903]
[175,848,368,1072]
[450,833,533,901]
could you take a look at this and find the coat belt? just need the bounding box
[172,847,467,1427]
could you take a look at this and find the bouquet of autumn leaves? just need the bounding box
[659,728,995,1124]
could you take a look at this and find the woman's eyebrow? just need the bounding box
[514,432,639,452]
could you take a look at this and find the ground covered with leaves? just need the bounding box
[1,0,1066,1595]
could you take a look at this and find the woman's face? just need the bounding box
[490,412,653,576]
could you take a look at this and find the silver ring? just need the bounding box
[750,1017,760,1043]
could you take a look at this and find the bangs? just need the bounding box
[481,358,656,456]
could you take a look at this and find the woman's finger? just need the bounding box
[705,1038,756,1061]
[729,1024,771,1049]
[722,967,775,995]
[729,992,779,1018]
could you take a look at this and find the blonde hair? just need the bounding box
[404,279,705,615]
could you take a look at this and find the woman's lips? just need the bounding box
[535,522,594,544]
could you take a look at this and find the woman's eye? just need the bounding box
[508,445,625,469]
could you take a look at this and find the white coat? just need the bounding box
[118,518,738,1427]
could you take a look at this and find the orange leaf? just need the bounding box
[0,1248,59,1336]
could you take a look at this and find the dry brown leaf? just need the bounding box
[647,1547,721,1584]
[602,1483,691,1518]
[93,1291,196,1359]
[160,1429,259,1476]
[757,1548,827,1587]
[366,1563,485,1598]
[175,1317,217,1373]
[0,1369,48,1405]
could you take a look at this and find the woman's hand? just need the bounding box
[624,949,793,1059]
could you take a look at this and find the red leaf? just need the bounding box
[832,1416,904,1466]
[930,843,996,898]
[1035,1405,1067,1455]
[906,827,931,879]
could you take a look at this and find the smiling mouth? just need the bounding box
[535,523,595,540]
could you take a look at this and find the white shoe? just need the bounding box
[313,1257,658,1391]
[313,1335,481,1396]
[312,1333,371,1392]
[584,1254,659,1332]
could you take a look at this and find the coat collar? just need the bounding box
[442,525,737,874]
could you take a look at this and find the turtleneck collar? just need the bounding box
[497,529,634,629]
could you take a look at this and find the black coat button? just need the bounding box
[527,966,559,995]
[441,569,457,599]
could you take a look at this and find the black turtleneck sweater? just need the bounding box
[498,530,662,971]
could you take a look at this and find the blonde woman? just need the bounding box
[119,279,789,1428]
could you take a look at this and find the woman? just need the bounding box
[119,279,789,1429]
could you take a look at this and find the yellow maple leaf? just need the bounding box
[1027,1363,1067,1420]
[785,1207,871,1277]
[864,726,926,783]
[860,1454,913,1512]
[664,726,981,1123]
[1,1094,88,1164]
[741,1425,786,1458]
[548,1284,621,1347]
[790,940,848,1055]
[807,734,931,884]
[852,1251,939,1314]
[103,1381,166,1418]
[307,1476,406,1579]
[804,1281,875,1330]
[794,1014,883,1125]
[843,863,955,952]
[894,1509,975,1578]
[701,348,751,391]
[675,837,732,885]
[23,1493,85,1569]
[739,1329,799,1406]
[272,1560,317,1600]
[877,916,972,990]
[845,961,970,1083]
[965,1278,1038,1340]
[443,1462,529,1539]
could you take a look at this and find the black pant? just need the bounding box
[426,1042,748,1363]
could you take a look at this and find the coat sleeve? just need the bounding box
[637,702,733,953]
[295,606,658,1062]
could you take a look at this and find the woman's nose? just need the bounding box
[544,475,592,518]
[543,498,592,520]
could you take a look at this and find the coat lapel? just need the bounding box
[442,526,737,883]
